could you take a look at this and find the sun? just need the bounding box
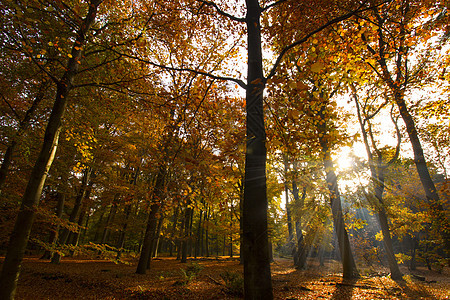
[335,147,354,171]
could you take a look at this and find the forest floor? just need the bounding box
[3,255,449,299]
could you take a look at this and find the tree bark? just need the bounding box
[0,81,48,196]
[40,192,65,260]
[169,206,179,257]
[0,2,102,297]
[116,203,132,259]
[394,95,449,246]
[242,1,273,298]
[181,207,192,263]
[283,154,294,245]
[322,156,359,278]
[52,168,92,264]
[152,216,164,259]
[292,181,307,269]
[99,202,117,245]
[353,89,403,279]
[136,164,166,274]
[195,208,203,259]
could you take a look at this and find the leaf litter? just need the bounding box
[6,256,449,299]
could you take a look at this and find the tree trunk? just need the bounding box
[229,208,233,258]
[100,203,117,245]
[0,81,48,196]
[0,3,101,297]
[242,1,273,298]
[52,168,92,264]
[136,203,161,274]
[181,207,192,263]
[292,177,307,269]
[205,205,210,257]
[94,210,106,242]
[353,90,403,280]
[40,192,65,260]
[68,206,87,256]
[394,94,450,248]
[152,216,164,258]
[195,209,203,259]
[374,170,403,280]
[283,154,294,244]
[169,206,179,257]
[116,203,132,259]
[136,163,166,274]
[322,156,359,278]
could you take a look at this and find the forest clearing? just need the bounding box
[7,255,450,299]
[1,0,449,299]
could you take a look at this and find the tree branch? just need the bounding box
[111,49,247,89]
[195,0,246,22]
[261,0,290,12]
[266,1,374,80]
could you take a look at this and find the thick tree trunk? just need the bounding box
[136,163,166,274]
[0,2,101,297]
[242,1,273,298]
[136,203,160,274]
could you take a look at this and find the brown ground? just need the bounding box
[4,256,449,299]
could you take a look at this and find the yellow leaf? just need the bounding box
[68,54,72,58]
[311,62,324,73]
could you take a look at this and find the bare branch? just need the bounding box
[195,0,246,22]
[1,94,21,120]
[111,49,247,89]
[261,0,290,12]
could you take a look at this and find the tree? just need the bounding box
[354,0,450,249]
[352,84,403,279]
[0,1,103,298]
